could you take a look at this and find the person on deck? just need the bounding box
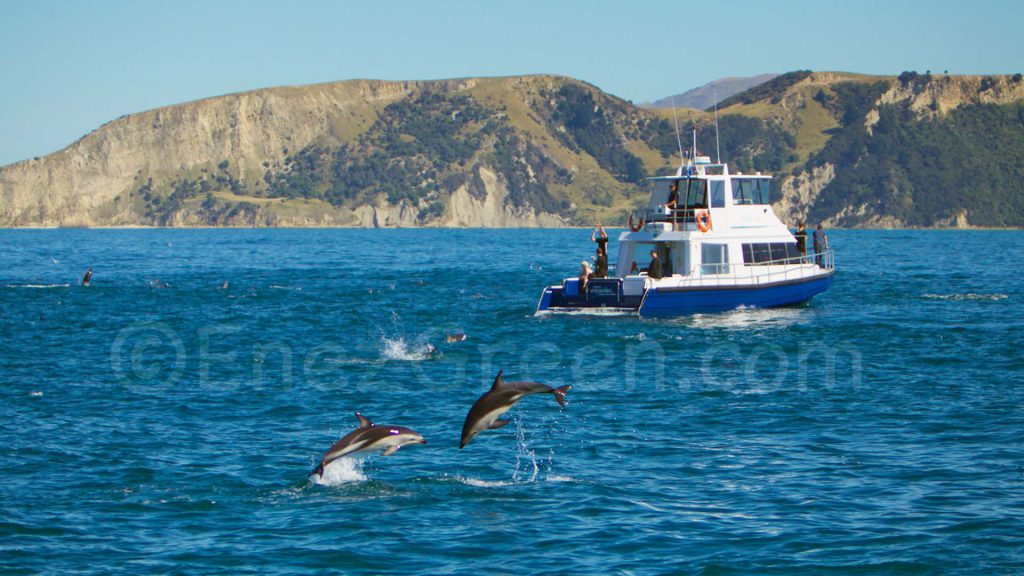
[579,261,593,291]
[593,248,608,279]
[647,250,663,280]
[794,221,808,261]
[591,223,609,256]
[813,224,829,267]
[666,181,679,210]
[666,181,680,230]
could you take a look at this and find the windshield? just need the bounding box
[731,178,771,205]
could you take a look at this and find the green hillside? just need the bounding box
[3,72,1023,228]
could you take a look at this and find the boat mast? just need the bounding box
[670,95,685,173]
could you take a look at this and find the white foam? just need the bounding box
[29,391,44,397]
[456,476,514,488]
[380,337,435,361]
[313,456,367,486]
[5,284,69,289]
[923,293,1008,301]
[534,307,637,317]
[630,499,668,512]
[685,307,808,330]
[545,475,576,483]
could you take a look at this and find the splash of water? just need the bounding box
[512,417,540,483]
[380,336,435,361]
[313,456,367,486]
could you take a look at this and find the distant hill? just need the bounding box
[646,74,778,110]
[2,71,1024,228]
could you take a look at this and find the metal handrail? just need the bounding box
[633,247,834,288]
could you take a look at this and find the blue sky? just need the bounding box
[1,0,1021,166]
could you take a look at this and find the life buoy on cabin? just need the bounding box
[696,209,712,233]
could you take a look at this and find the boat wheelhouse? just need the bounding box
[536,156,834,318]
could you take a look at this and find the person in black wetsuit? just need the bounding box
[593,248,608,279]
[647,250,663,280]
[591,223,608,256]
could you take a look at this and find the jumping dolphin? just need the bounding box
[310,413,426,478]
[459,370,571,448]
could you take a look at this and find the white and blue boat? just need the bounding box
[536,150,834,319]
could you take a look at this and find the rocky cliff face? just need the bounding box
[0,76,635,227]
[3,72,1023,228]
[0,80,423,226]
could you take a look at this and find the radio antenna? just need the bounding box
[670,95,684,165]
[713,90,722,164]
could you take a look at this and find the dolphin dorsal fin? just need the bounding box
[490,369,504,391]
[355,412,373,428]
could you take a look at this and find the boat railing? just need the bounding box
[637,206,706,227]
[655,247,834,288]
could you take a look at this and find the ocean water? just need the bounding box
[1,228,1022,574]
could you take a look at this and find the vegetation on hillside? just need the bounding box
[810,100,1024,226]
[258,91,571,218]
[101,73,1024,227]
[544,84,646,182]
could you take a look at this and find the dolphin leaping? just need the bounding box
[310,413,426,478]
[459,370,571,448]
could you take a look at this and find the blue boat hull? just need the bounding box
[637,273,833,318]
[536,273,833,318]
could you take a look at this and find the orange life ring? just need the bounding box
[696,209,712,232]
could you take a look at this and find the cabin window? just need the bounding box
[769,243,788,262]
[701,243,729,275]
[685,179,707,208]
[709,181,726,208]
[742,242,799,265]
[731,178,771,205]
[625,242,681,276]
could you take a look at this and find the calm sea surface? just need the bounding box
[1,229,1022,574]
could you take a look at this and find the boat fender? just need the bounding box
[696,209,712,233]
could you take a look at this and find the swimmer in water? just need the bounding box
[82,268,92,287]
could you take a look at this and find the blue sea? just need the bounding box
[1,228,1022,574]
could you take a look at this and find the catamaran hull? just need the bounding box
[637,273,833,318]
[536,273,833,318]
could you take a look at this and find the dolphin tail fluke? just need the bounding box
[553,385,572,407]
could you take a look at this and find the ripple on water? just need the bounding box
[2,229,1023,573]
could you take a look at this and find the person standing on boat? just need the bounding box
[666,181,679,211]
[666,180,680,230]
[813,224,829,267]
[591,223,608,256]
[647,250,663,280]
[794,222,808,261]
[579,261,592,291]
[593,248,608,279]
